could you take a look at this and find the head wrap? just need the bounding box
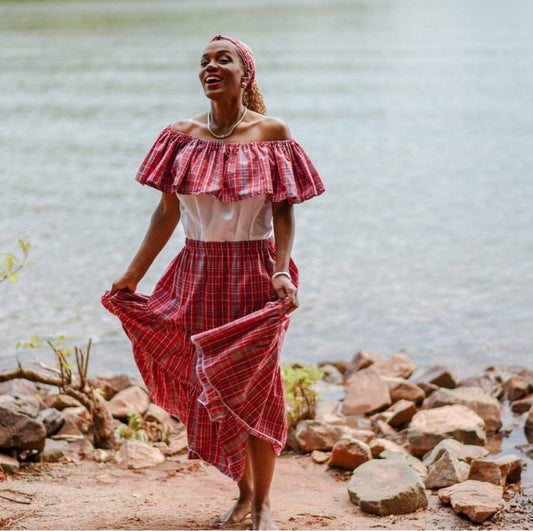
[210,34,256,91]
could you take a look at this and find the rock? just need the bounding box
[0,406,46,451]
[373,419,398,438]
[423,439,489,467]
[43,393,82,410]
[342,368,391,416]
[0,453,20,474]
[408,405,486,457]
[93,449,114,463]
[495,454,521,484]
[383,400,417,427]
[425,449,470,489]
[416,381,439,397]
[316,399,341,419]
[311,450,330,464]
[319,412,346,426]
[423,387,501,433]
[373,354,416,379]
[504,377,531,401]
[0,379,47,398]
[346,428,375,444]
[348,459,428,515]
[295,420,345,452]
[102,373,144,394]
[345,351,386,378]
[163,432,188,456]
[108,386,150,419]
[525,407,533,443]
[40,438,69,463]
[61,406,91,433]
[320,364,345,385]
[143,403,173,425]
[53,419,83,439]
[369,438,409,458]
[380,450,428,480]
[511,393,533,413]
[416,365,456,389]
[36,408,66,436]
[67,437,94,459]
[381,377,425,405]
[0,394,40,418]
[438,480,504,523]
[328,438,372,470]
[115,440,165,469]
[468,457,502,486]
[88,378,119,401]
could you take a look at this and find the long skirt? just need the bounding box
[101,238,298,480]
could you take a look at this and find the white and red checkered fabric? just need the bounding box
[102,239,298,480]
[135,127,325,204]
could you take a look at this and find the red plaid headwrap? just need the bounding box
[210,34,256,91]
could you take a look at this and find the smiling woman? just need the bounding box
[101,34,325,530]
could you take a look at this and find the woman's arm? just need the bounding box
[271,200,299,311]
[110,192,181,294]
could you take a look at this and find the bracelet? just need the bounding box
[272,271,292,282]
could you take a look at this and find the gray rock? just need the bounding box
[36,408,66,436]
[425,449,470,489]
[438,480,504,523]
[328,438,372,470]
[0,379,46,398]
[0,394,40,418]
[295,420,345,452]
[115,440,165,469]
[348,459,428,515]
[416,365,456,389]
[380,450,428,480]
[372,354,416,380]
[108,385,150,418]
[342,367,391,416]
[423,386,501,433]
[408,405,486,457]
[0,406,46,451]
[0,453,20,474]
[381,377,426,405]
[40,438,69,463]
[423,438,489,467]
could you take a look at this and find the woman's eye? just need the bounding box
[219,58,230,64]
[200,61,208,67]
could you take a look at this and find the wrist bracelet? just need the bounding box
[272,271,292,282]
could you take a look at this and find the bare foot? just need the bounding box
[212,498,252,528]
[252,505,278,530]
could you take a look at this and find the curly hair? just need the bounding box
[244,81,267,115]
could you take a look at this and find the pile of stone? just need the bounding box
[0,375,188,474]
[293,352,532,523]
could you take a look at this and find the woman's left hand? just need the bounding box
[272,276,299,312]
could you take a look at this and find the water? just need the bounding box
[1,0,533,379]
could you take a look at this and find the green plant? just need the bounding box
[116,412,170,444]
[281,363,324,425]
[1,239,32,283]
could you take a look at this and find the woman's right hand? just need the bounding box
[109,273,139,296]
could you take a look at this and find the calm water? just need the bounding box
[1,0,533,380]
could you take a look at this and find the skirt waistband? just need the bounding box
[185,238,273,252]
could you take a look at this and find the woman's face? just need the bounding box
[199,41,246,100]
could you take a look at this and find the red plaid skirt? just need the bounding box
[102,238,297,480]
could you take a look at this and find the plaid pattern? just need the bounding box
[102,239,298,481]
[135,127,325,204]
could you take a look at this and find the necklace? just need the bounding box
[207,107,247,139]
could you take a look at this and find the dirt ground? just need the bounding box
[0,453,531,531]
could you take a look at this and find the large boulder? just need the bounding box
[372,354,416,379]
[0,406,46,451]
[342,368,391,416]
[408,405,486,457]
[328,438,372,470]
[423,438,488,467]
[438,480,504,523]
[424,449,470,489]
[0,394,40,418]
[115,440,165,469]
[348,459,428,516]
[380,450,427,481]
[108,386,150,418]
[295,420,346,452]
[423,387,501,433]
[381,377,426,405]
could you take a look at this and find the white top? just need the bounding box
[177,193,273,241]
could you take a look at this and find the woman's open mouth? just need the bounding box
[205,75,222,87]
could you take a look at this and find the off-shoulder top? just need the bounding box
[135,126,325,241]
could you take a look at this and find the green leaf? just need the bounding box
[8,272,19,283]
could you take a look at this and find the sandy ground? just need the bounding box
[0,453,531,531]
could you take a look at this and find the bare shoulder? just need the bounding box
[254,114,292,141]
[170,115,205,135]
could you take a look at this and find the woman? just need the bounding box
[102,34,324,530]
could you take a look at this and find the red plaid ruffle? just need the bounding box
[102,239,298,480]
[135,127,325,204]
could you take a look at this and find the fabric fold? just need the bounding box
[135,127,325,204]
